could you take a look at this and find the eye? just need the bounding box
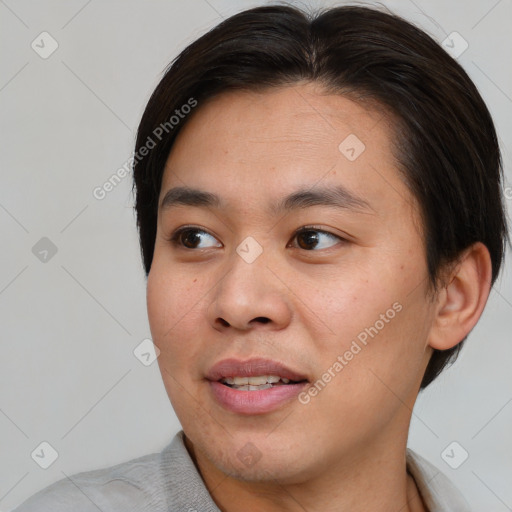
[289,226,344,251]
[168,225,345,251]
[169,226,221,250]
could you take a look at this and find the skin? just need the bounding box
[146,82,492,512]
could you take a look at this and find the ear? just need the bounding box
[428,242,493,351]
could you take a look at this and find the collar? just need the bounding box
[161,431,471,511]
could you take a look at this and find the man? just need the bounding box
[14,4,507,511]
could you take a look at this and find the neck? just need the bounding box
[184,432,427,512]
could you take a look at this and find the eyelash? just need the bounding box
[167,225,346,252]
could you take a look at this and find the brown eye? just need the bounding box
[168,226,344,252]
[291,228,343,251]
[170,227,221,249]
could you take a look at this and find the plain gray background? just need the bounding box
[1,0,511,510]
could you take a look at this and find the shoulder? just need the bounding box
[406,448,472,512]
[14,430,221,512]
[12,449,169,512]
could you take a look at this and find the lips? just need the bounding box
[205,357,309,383]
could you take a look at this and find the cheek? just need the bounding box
[333,289,431,402]
[146,262,207,365]
[306,268,395,338]
[147,264,210,414]
[309,258,429,372]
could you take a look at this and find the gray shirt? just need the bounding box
[12,430,471,511]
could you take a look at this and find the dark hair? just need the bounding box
[132,4,508,388]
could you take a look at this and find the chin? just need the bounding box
[220,453,309,484]
[203,430,317,484]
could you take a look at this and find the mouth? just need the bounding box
[218,375,308,391]
[205,357,310,414]
[206,356,310,386]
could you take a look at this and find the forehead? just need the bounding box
[160,83,415,219]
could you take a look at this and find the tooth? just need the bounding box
[229,375,290,385]
[247,375,268,385]
[233,383,273,391]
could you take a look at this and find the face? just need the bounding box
[147,83,436,485]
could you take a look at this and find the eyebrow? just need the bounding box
[159,184,374,215]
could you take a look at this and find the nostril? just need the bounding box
[254,317,270,324]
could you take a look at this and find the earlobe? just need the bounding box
[428,242,493,351]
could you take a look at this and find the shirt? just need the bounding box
[12,430,472,511]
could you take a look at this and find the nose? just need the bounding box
[207,245,293,332]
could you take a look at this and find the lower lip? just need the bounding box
[208,380,308,415]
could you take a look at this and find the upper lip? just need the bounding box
[206,357,309,382]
